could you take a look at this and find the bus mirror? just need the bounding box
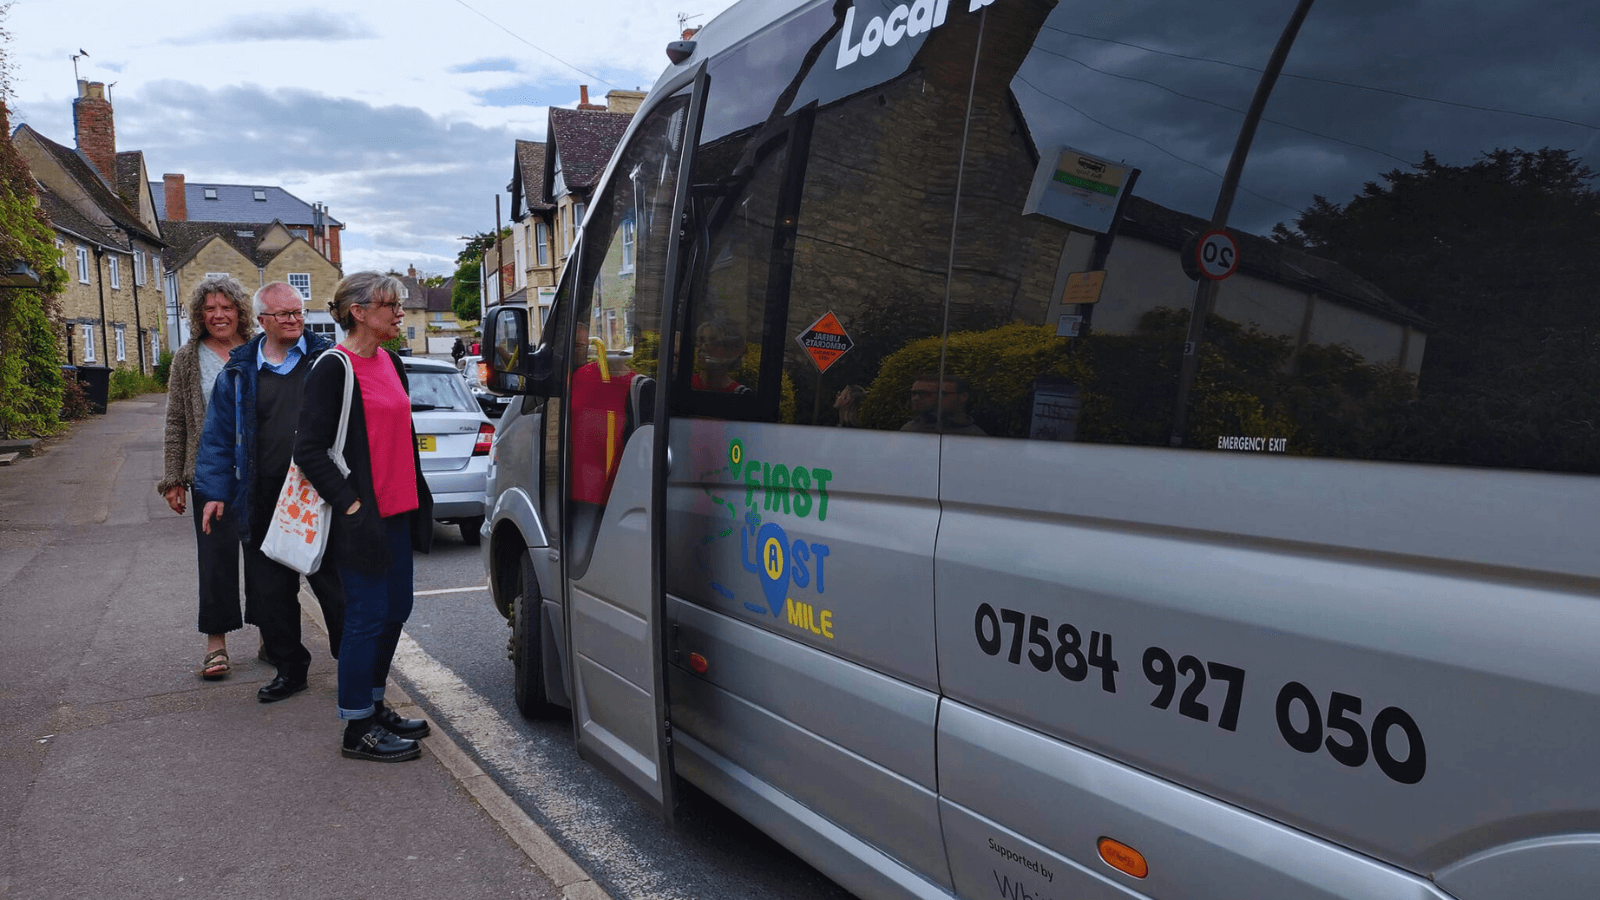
[484,306,547,396]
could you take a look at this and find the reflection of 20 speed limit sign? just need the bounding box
[1196,229,1240,281]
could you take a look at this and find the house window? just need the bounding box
[407,326,416,339]
[515,244,526,280]
[76,247,91,283]
[203,188,218,200]
[151,329,161,364]
[114,324,127,361]
[81,323,96,361]
[253,189,267,201]
[535,223,550,267]
[133,250,145,285]
[432,312,443,322]
[620,218,636,274]
[575,201,587,230]
[109,255,120,289]
[288,273,311,300]
[291,228,309,240]
[563,208,574,256]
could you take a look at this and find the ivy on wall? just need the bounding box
[0,98,70,437]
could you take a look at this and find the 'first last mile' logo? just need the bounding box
[836,0,1000,70]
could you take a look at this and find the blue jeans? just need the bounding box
[336,514,414,719]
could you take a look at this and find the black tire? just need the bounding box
[459,516,484,546]
[511,551,553,718]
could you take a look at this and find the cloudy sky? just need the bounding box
[6,0,739,276]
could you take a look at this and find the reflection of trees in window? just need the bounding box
[1274,148,1600,472]
[857,309,1418,452]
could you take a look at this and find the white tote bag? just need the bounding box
[260,350,354,574]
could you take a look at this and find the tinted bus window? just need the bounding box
[931,0,1600,473]
[675,0,982,428]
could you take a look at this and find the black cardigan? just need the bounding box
[294,348,433,574]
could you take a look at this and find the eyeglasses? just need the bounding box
[260,309,306,321]
[363,300,401,313]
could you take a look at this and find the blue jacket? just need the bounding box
[193,330,335,543]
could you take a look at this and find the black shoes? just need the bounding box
[342,716,421,762]
[257,674,308,703]
[374,701,430,740]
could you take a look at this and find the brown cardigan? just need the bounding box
[157,340,226,494]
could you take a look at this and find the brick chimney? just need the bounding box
[73,80,116,182]
[408,265,417,278]
[577,85,606,111]
[162,174,188,221]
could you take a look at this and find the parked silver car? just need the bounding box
[402,357,493,544]
[460,356,511,418]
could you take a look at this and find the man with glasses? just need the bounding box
[195,282,345,703]
[901,371,986,436]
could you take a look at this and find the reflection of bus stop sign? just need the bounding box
[1196,229,1240,281]
[796,311,854,374]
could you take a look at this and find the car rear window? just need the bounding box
[407,370,477,412]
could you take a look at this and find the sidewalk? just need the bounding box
[0,398,590,900]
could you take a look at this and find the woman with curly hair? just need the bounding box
[158,275,254,679]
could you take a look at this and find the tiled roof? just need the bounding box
[425,284,454,313]
[547,108,633,191]
[20,124,162,246]
[150,181,343,227]
[160,221,275,270]
[37,182,125,250]
[510,139,553,214]
[398,275,428,310]
[1116,195,1432,331]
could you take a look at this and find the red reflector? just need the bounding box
[688,653,708,674]
[473,422,494,455]
[1098,837,1148,879]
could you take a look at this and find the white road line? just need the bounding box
[391,634,676,900]
[414,585,489,596]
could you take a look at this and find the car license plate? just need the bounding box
[416,435,436,452]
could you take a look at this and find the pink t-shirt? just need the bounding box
[338,347,418,518]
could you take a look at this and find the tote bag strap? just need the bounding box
[315,348,356,478]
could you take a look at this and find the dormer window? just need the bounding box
[253,190,267,201]
[203,188,218,200]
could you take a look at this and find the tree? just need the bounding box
[456,228,510,267]
[0,5,71,438]
[1273,148,1600,471]
[451,258,480,322]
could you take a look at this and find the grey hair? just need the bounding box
[330,271,405,331]
[252,281,304,317]
[186,274,255,343]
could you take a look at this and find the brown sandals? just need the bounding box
[200,648,230,680]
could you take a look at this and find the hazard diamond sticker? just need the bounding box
[795,311,854,374]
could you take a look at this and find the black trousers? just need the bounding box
[192,487,242,636]
[245,479,346,678]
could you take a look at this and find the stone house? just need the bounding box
[12,81,167,374]
[491,86,642,344]
[153,174,343,346]
[396,267,431,356]
[159,220,344,344]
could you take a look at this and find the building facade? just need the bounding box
[13,81,167,375]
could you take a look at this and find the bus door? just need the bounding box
[557,76,703,819]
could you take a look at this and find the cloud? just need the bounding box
[176,10,376,44]
[450,57,522,74]
[115,80,518,268]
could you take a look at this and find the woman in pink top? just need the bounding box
[295,272,434,763]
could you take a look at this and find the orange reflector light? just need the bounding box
[688,652,708,674]
[1097,838,1148,879]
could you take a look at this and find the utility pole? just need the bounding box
[1169,0,1316,447]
